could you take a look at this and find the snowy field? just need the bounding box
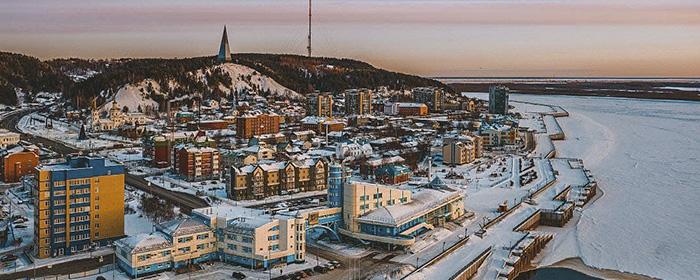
[469,92,700,280]
[18,113,135,150]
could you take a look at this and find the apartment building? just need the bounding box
[173,145,221,181]
[115,218,217,277]
[34,156,125,258]
[345,89,372,116]
[116,207,302,278]
[384,102,429,116]
[308,92,334,117]
[236,113,282,139]
[489,85,509,115]
[412,87,444,113]
[229,159,327,200]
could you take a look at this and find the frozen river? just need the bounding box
[471,93,700,280]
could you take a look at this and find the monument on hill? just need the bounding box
[218,26,232,63]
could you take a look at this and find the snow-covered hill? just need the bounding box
[99,63,301,112]
[100,79,162,113]
[194,63,302,100]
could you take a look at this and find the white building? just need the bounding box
[0,129,20,148]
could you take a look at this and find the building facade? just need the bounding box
[442,141,475,165]
[412,87,444,113]
[338,182,464,248]
[384,103,429,116]
[1,147,39,183]
[34,157,125,258]
[173,145,221,181]
[489,85,509,115]
[308,92,334,117]
[0,129,20,148]
[229,159,327,200]
[115,218,218,277]
[236,113,282,139]
[345,89,372,116]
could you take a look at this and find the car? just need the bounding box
[1,254,17,262]
[14,224,27,229]
[231,271,246,279]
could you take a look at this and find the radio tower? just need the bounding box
[307,0,312,57]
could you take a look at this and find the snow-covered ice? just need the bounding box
[470,92,700,280]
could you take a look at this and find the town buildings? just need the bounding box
[308,92,333,117]
[117,205,307,277]
[338,181,464,248]
[173,145,221,181]
[236,113,282,139]
[229,159,328,200]
[115,218,216,277]
[412,87,444,113]
[384,102,429,116]
[480,123,518,147]
[489,85,510,115]
[345,89,372,116]
[0,146,39,183]
[442,134,483,165]
[0,129,20,148]
[33,156,125,258]
[91,100,151,132]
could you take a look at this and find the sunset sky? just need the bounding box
[2,0,699,77]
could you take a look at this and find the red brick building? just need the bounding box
[173,145,221,181]
[236,113,282,139]
[1,148,39,183]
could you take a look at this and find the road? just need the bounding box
[2,109,208,212]
[1,253,116,279]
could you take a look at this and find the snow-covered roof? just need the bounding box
[157,218,209,237]
[117,233,171,254]
[356,187,461,227]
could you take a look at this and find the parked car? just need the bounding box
[231,271,246,279]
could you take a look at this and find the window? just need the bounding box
[178,247,191,253]
[268,235,279,241]
[227,244,237,250]
[196,244,206,250]
[241,237,253,243]
[162,251,171,257]
[242,246,252,253]
[196,233,209,240]
[177,237,193,243]
[269,244,280,251]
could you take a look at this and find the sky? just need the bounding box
[1,0,699,77]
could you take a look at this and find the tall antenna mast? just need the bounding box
[307,0,312,57]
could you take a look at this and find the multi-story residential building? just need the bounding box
[116,207,304,277]
[236,113,282,139]
[229,159,327,200]
[34,156,125,258]
[374,165,412,185]
[480,123,518,147]
[345,89,372,116]
[308,92,334,117]
[384,102,429,116]
[489,85,509,115]
[193,206,306,270]
[300,116,346,134]
[173,145,221,181]
[412,87,444,113]
[0,129,20,148]
[1,146,39,183]
[338,182,464,249]
[442,134,483,165]
[442,141,475,165]
[115,218,218,277]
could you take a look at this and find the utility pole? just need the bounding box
[307,0,312,57]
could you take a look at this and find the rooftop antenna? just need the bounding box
[307,0,312,57]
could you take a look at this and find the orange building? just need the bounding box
[397,103,429,116]
[236,113,282,139]
[1,148,39,183]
